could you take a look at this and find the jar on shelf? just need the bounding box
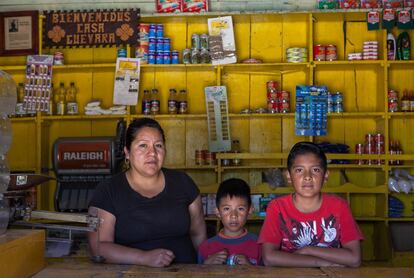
[231,139,241,166]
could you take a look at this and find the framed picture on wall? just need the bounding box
[0,11,39,56]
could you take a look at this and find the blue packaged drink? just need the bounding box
[171,50,179,64]
[148,51,156,64]
[149,24,156,38]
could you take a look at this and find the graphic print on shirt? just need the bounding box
[278,213,341,252]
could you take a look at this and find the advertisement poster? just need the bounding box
[113,58,140,105]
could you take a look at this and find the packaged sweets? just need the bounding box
[339,0,360,8]
[361,0,382,7]
[318,0,339,9]
[404,0,414,7]
[156,0,181,13]
[183,0,209,12]
[382,0,403,8]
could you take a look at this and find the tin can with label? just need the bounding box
[267,80,278,91]
[191,49,200,64]
[163,51,171,64]
[355,143,364,165]
[195,150,205,165]
[313,45,326,61]
[200,34,209,49]
[279,101,290,113]
[149,24,156,38]
[171,50,179,64]
[191,34,200,50]
[183,49,191,64]
[156,53,164,64]
[148,38,156,52]
[163,38,170,51]
[148,51,156,64]
[156,24,164,38]
[156,38,164,52]
[267,99,279,113]
[325,45,337,61]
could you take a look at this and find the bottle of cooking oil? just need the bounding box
[66,82,78,115]
[55,82,66,115]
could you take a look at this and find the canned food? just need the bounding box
[149,24,156,38]
[200,34,209,49]
[195,150,205,165]
[163,51,171,64]
[191,34,200,50]
[279,101,290,113]
[139,23,149,36]
[148,38,156,51]
[191,49,200,64]
[156,38,164,52]
[183,49,191,64]
[267,89,277,100]
[156,24,164,38]
[163,38,171,51]
[205,151,216,165]
[280,90,290,101]
[117,48,127,58]
[148,51,156,64]
[313,45,326,61]
[374,133,384,144]
[325,44,337,61]
[267,99,279,113]
[365,133,374,144]
[355,143,364,165]
[171,50,179,64]
[267,80,278,91]
[156,53,164,64]
[200,49,211,64]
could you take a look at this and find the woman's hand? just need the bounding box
[143,249,175,267]
[204,249,228,265]
[234,254,251,265]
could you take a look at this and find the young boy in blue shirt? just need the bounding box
[198,178,260,265]
[259,141,364,267]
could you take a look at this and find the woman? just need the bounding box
[88,118,206,267]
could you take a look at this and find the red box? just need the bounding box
[156,0,182,13]
[182,0,209,12]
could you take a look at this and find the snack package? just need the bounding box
[382,0,403,8]
[318,0,339,9]
[182,0,209,12]
[339,0,360,8]
[156,0,182,13]
[404,0,414,7]
[361,0,382,7]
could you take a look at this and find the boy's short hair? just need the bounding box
[287,141,327,171]
[216,178,251,208]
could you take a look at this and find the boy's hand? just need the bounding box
[204,249,228,265]
[234,254,251,265]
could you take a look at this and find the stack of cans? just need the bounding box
[266,80,290,113]
[314,45,337,61]
[363,41,378,60]
[362,133,384,165]
[138,23,177,65]
[183,33,210,64]
[286,47,307,63]
[388,89,399,112]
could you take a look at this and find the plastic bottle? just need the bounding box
[395,140,403,165]
[387,33,396,60]
[397,32,411,60]
[401,89,410,112]
[55,82,66,115]
[389,140,395,165]
[141,89,151,115]
[168,88,177,114]
[178,89,188,114]
[66,82,78,115]
[150,88,160,115]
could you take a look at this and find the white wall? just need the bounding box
[0,0,317,13]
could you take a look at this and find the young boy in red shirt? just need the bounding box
[198,178,260,265]
[259,141,364,267]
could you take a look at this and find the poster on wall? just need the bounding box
[0,11,39,56]
[43,9,140,47]
[113,58,141,106]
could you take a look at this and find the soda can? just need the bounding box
[156,24,164,38]
[191,34,200,50]
[267,99,279,113]
[148,38,156,51]
[195,150,204,165]
[280,90,290,102]
[149,24,156,38]
[156,53,164,64]
[325,44,337,61]
[267,89,277,100]
[172,50,179,64]
[374,133,384,144]
[365,133,374,144]
[163,38,171,51]
[148,51,156,64]
[163,51,171,64]
[156,38,164,52]
[313,44,326,61]
[279,101,290,113]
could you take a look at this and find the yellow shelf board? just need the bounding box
[328,112,384,118]
[221,164,284,170]
[355,217,386,221]
[389,165,414,168]
[229,113,295,118]
[152,114,206,119]
[388,217,414,221]
[0,65,26,71]
[52,63,116,70]
[10,117,36,122]
[313,60,383,66]
[326,183,387,194]
[141,64,216,69]
[388,112,414,118]
[222,62,309,68]
[388,60,414,65]
[43,115,126,120]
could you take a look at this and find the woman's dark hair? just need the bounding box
[287,141,327,172]
[216,178,251,208]
[125,118,165,151]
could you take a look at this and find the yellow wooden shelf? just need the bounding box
[313,60,384,66]
[42,114,126,121]
[229,113,295,118]
[9,117,36,122]
[355,217,387,221]
[52,63,116,70]
[0,65,26,71]
[388,60,414,65]
[166,165,216,170]
[388,217,414,221]
[328,112,385,118]
[388,112,414,118]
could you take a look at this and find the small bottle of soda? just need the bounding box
[178,89,188,114]
[168,88,177,114]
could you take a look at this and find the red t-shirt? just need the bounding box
[258,193,364,252]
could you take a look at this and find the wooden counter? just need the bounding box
[0,229,45,278]
[33,258,414,278]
